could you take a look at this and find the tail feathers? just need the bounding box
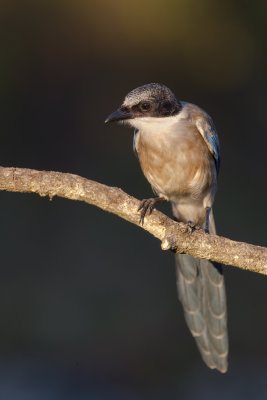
[176,253,228,373]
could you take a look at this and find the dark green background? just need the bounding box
[0,1,266,398]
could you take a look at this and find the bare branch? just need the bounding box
[0,166,266,274]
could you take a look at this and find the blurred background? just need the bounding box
[0,0,266,398]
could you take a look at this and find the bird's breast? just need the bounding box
[135,124,215,202]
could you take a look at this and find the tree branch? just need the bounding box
[0,166,266,274]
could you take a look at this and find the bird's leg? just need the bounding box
[138,197,166,225]
[204,207,211,234]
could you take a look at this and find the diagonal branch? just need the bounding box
[0,166,266,274]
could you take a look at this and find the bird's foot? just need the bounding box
[186,220,204,233]
[138,197,166,225]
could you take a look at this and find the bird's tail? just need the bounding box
[173,208,228,372]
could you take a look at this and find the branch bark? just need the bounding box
[0,166,266,274]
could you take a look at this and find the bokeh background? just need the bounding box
[0,1,266,398]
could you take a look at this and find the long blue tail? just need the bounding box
[174,210,228,372]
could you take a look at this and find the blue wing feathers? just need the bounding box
[133,129,139,158]
[206,132,220,174]
[198,116,221,175]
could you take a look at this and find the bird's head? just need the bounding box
[105,83,182,128]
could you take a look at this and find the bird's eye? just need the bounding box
[140,102,151,112]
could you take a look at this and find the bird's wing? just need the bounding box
[133,129,139,158]
[196,116,221,174]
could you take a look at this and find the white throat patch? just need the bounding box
[126,105,187,134]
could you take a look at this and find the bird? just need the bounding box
[105,83,228,373]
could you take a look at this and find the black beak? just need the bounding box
[105,109,133,124]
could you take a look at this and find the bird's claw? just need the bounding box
[138,198,155,225]
[186,221,203,233]
[138,197,165,225]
